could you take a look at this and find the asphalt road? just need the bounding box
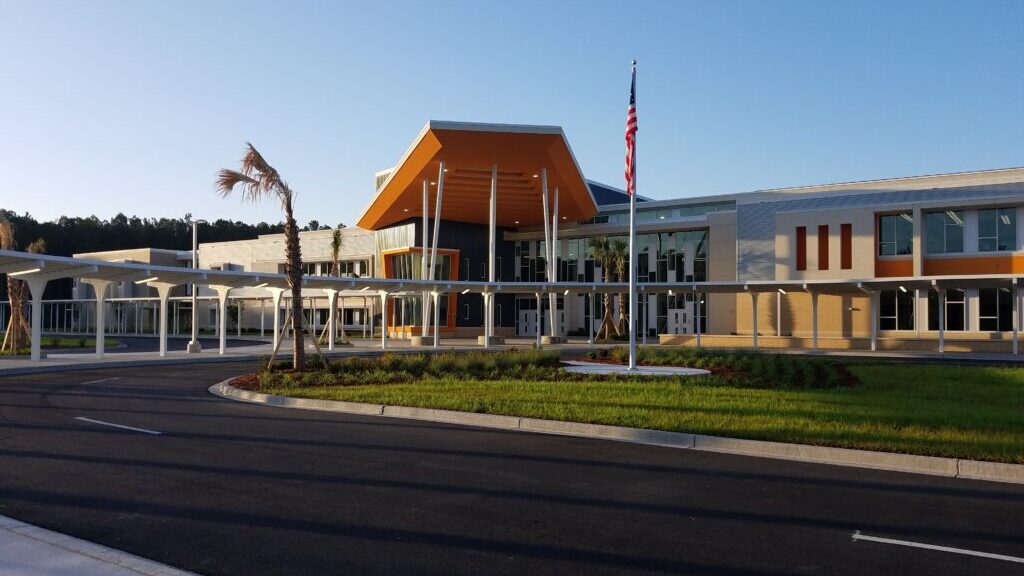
[0,363,1022,575]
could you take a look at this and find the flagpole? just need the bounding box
[628,60,637,371]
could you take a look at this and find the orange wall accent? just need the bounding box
[840,223,852,269]
[795,226,807,271]
[817,224,829,270]
[923,255,1024,276]
[381,247,460,333]
[875,257,913,277]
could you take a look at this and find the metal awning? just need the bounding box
[3,250,1023,297]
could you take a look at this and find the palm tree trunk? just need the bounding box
[283,202,305,371]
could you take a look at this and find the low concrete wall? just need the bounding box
[658,333,1017,353]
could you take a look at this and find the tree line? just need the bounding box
[0,210,343,300]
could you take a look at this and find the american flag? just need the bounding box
[624,61,638,196]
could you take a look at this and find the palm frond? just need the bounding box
[216,169,268,203]
[0,219,15,251]
[242,142,283,193]
[25,238,46,254]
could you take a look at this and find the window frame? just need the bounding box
[978,207,1017,252]
[925,210,965,255]
[877,213,914,257]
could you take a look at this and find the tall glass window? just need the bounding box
[878,213,914,256]
[978,208,1016,252]
[928,288,966,331]
[925,210,964,254]
[979,287,1013,331]
[878,289,915,330]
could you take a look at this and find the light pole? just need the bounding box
[187,218,207,353]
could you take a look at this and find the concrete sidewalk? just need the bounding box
[0,515,198,576]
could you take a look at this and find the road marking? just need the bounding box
[852,531,1024,564]
[80,377,120,385]
[73,417,162,436]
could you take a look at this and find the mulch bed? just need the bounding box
[230,373,261,390]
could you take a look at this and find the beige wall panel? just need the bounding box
[774,207,875,281]
[734,292,873,337]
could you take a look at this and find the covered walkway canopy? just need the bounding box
[3,249,1024,361]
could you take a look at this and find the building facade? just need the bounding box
[66,121,1024,352]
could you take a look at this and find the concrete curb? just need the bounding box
[210,379,1024,486]
[0,346,605,377]
[0,514,200,576]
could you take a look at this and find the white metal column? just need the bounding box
[432,291,440,349]
[268,288,285,352]
[937,287,946,354]
[426,162,445,340]
[422,178,429,335]
[486,163,497,347]
[540,168,551,338]
[869,291,878,352]
[811,291,819,351]
[212,287,231,355]
[588,292,595,345]
[151,283,175,358]
[549,187,559,337]
[750,291,759,351]
[325,289,338,351]
[535,292,542,347]
[695,292,702,349]
[380,291,389,350]
[777,292,783,337]
[83,280,112,358]
[25,279,47,362]
[1015,283,1020,355]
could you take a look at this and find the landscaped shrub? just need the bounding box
[254,347,855,391]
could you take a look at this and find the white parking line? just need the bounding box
[81,377,120,385]
[852,531,1024,564]
[74,416,162,435]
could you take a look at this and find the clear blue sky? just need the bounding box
[3,0,1023,227]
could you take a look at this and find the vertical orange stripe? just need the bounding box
[796,227,807,271]
[841,223,852,270]
[817,225,829,270]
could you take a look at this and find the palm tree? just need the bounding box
[610,238,629,335]
[217,143,306,371]
[329,227,343,276]
[1,223,45,355]
[587,237,620,340]
[322,226,344,343]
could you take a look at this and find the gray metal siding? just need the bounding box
[736,183,1024,280]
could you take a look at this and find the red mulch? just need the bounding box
[230,373,261,390]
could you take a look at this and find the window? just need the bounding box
[928,289,966,331]
[878,213,914,256]
[879,289,915,330]
[925,210,964,254]
[840,223,852,269]
[979,288,1013,331]
[817,225,829,270]
[796,226,807,271]
[978,208,1016,252]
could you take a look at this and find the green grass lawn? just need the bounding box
[259,362,1024,464]
[1,337,120,355]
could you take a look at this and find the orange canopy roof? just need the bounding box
[356,121,598,230]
